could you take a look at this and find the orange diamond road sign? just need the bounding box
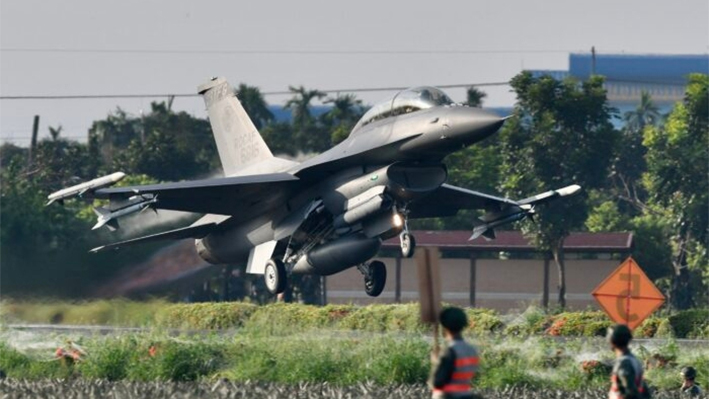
[592,257,665,330]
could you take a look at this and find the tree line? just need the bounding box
[1,73,706,309]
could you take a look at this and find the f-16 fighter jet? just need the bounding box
[49,78,580,297]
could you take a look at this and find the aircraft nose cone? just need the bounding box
[446,107,506,144]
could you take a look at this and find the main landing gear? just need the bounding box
[358,260,387,297]
[264,258,287,295]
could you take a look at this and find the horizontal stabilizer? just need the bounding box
[90,223,217,253]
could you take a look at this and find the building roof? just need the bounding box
[382,231,633,253]
[569,53,708,85]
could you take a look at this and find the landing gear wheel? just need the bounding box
[400,232,416,258]
[364,260,387,297]
[264,259,287,295]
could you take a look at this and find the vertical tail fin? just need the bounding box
[198,77,273,176]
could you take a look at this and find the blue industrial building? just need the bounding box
[529,53,708,116]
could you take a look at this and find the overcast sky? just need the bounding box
[1,0,707,144]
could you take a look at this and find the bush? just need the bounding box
[636,316,664,338]
[150,341,225,381]
[465,308,504,335]
[156,302,257,330]
[78,336,136,380]
[243,302,333,334]
[544,311,611,337]
[667,309,709,338]
[4,298,707,340]
[0,343,30,375]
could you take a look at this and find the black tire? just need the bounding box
[264,259,287,295]
[401,232,416,258]
[364,260,387,297]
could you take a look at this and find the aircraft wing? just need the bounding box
[408,184,520,218]
[409,183,581,240]
[93,172,300,215]
[90,223,217,253]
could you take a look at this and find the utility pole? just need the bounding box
[591,46,597,76]
[27,115,39,168]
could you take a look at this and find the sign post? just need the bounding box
[416,247,442,350]
[592,257,665,330]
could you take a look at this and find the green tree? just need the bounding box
[95,102,218,180]
[0,132,122,297]
[235,84,274,130]
[88,108,140,167]
[499,72,618,308]
[611,92,662,208]
[465,87,487,108]
[323,94,363,145]
[285,86,326,128]
[285,86,330,152]
[642,74,709,309]
[261,122,296,156]
[624,91,661,133]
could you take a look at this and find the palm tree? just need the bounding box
[235,84,274,130]
[323,94,363,125]
[284,86,326,128]
[323,94,363,145]
[623,91,661,133]
[466,87,487,108]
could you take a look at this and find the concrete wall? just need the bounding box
[325,256,619,312]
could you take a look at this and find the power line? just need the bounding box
[0,77,690,101]
[0,82,511,100]
[1,47,579,55]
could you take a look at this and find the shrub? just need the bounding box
[78,336,136,380]
[667,309,709,338]
[0,343,30,375]
[465,308,504,335]
[149,341,225,381]
[544,311,611,337]
[636,316,665,338]
[156,302,257,330]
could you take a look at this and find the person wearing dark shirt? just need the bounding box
[681,366,702,397]
[431,307,480,399]
[607,324,650,399]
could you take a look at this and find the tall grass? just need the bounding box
[1,330,707,390]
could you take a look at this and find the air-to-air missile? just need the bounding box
[92,197,158,231]
[46,172,126,206]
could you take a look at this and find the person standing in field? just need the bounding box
[680,366,702,397]
[430,307,480,399]
[607,324,651,399]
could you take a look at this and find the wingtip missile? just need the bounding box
[556,184,582,197]
[47,172,126,205]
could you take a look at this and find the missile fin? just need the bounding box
[106,219,120,231]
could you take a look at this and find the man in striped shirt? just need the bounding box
[431,307,480,399]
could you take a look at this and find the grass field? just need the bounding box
[1,300,708,391]
[1,326,707,390]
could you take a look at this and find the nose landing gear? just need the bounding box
[400,231,416,258]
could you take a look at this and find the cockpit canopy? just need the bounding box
[353,86,454,131]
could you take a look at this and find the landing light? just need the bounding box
[392,212,404,228]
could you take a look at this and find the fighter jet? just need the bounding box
[49,77,580,297]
